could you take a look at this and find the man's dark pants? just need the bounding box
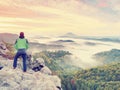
[13,49,27,72]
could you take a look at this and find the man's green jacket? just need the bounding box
[14,38,29,50]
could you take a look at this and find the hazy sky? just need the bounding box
[0,0,120,36]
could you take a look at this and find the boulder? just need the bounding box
[40,66,52,75]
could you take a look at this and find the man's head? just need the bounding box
[19,32,24,38]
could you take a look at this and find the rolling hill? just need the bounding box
[93,49,120,64]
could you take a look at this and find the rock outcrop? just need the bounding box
[0,41,9,55]
[0,59,62,90]
[0,41,14,59]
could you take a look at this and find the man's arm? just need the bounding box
[14,39,18,50]
[26,39,29,50]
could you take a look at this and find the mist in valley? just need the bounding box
[28,34,120,69]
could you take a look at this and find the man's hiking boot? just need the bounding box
[13,67,16,69]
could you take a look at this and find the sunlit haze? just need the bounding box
[0,0,120,36]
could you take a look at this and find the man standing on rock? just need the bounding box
[13,32,29,72]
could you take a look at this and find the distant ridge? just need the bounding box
[0,33,18,43]
[59,32,79,38]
